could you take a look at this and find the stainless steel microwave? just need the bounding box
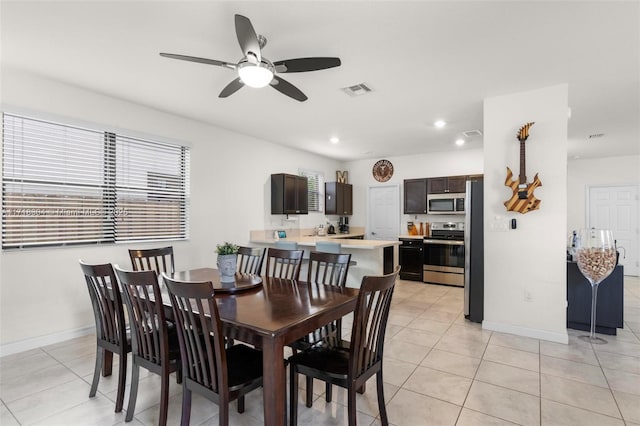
[427,193,466,214]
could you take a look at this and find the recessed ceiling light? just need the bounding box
[455,139,465,146]
[434,120,447,128]
[329,137,340,144]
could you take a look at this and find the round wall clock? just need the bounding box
[372,159,394,182]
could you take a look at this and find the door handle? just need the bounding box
[371,231,376,235]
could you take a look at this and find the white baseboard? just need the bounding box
[0,325,95,357]
[482,320,569,344]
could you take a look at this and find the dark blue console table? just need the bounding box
[566,262,624,335]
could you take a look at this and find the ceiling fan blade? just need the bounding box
[270,77,308,102]
[159,53,235,70]
[234,14,261,64]
[219,78,245,98]
[273,57,341,73]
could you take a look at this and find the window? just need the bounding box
[1,113,190,249]
[299,169,323,212]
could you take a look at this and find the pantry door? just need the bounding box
[368,185,400,241]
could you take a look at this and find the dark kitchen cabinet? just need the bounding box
[271,173,308,214]
[399,238,424,281]
[427,175,467,194]
[404,178,428,214]
[325,182,352,215]
[567,262,623,335]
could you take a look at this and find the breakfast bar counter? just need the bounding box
[249,229,399,287]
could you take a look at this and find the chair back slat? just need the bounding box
[265,248,304,280]
[129,246,175,275]
[237,246,265,275]
[116,267,169,366]
[80,261,126,346]
[349,266,399,379]
[163,276,226,394]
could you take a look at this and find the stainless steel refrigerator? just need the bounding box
[464,179,484,323]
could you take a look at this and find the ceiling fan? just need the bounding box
[160,14,341,102]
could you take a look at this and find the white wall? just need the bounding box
[344,149,484,235]
[567,155,640,231]
[483,84,569,343]
[0,69,342,352]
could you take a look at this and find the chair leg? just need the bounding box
[115,351,127,412]
[176,367,182,384]
[102,349,113,377]
[219,396,229,426]
[325,382,332,403]
[237,395,245,413]
[347,384,357,426]
[180,387,192,426]
[289,363,298,426]
[125,362,140,422]
[357,382,366,394]
[89,346,104,398]
[305,375,313,407]
[376,371,389,426]
[159,371,170,426]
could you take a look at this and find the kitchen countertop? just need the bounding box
[398,234,427,239]
[250,234,400,250]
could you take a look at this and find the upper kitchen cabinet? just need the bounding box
[404,178,428,214]
[427,175,467,194]
[271,173,308,215]
[325,182,352,215]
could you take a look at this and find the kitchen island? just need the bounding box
[249,229,399,287]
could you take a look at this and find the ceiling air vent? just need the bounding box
[588,133,605,139]
[462,130,483,138]
[341,83,372,97]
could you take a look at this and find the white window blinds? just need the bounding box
[299,169,323,212]
[2,113,190,249]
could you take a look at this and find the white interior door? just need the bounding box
[368,185,400,240]
[589,185,639,276]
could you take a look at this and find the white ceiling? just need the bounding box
[2,1,638,161]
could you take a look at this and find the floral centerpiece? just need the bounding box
[216,242,239,282]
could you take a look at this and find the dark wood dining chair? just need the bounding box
[80,260,131,413]
[289,266,400,426]
[236,246,265,275]
[290,251,352,406]
[162,274,264,426]
[128,246,175,275]
[114,266,181,426]
[264,247,304,280]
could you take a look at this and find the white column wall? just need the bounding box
[0,69,341,353]
[483,84,569,343]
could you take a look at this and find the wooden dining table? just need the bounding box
[162,267,359,425]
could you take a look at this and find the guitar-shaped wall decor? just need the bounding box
[504,122,542,214]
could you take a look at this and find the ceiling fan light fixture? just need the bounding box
[238,61,274,88]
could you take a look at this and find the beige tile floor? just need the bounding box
[1,276,639,425]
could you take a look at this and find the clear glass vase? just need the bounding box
[574,228,616,344]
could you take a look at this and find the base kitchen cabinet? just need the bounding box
[567,261,623,335]
[325,182,352,215]
[399,238,424,281]
[271,173,308,215]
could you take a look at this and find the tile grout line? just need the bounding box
[593,340,628,423]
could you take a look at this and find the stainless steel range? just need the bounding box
[423,222,465,286]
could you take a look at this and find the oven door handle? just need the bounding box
[423,239,464,246]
